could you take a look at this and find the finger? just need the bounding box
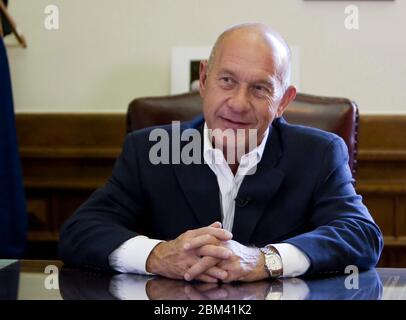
[209,221,222,228]
[187,226,233,242]
[215,261,237,283]
[220,269,238,283]
[195,244,232,259]
[217,258,233,269]
[204,265,228,281]
[184,234,223,250]
[184,234,218,250]
[184,256,219,281]
[196,274,219,283]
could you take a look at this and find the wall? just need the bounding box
[5,0,406,114]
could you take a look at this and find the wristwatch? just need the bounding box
[259,245,283,278]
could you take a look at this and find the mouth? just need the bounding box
[219,116,251,129]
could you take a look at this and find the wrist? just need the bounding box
[257,250,270,280]
[146,242,165,274]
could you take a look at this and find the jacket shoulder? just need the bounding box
[276,118,343,148]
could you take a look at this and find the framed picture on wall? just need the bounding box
[171,46,211,95]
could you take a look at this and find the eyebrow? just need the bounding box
[217,69,238,78]
[217,68,275,90]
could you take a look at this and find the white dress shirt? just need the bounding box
[109,122,310,277]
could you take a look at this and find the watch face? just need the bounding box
[267,255,282,271]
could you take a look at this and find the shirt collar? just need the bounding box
[203,122,269,166]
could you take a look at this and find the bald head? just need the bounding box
[207,23,292,91]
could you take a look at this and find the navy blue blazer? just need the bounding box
[59,115,383,276]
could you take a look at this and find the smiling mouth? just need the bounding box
[220,116,251,127]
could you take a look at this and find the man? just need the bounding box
[59,23,383,283]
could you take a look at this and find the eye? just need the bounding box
[220,77,233,84]
[252,84,271,98]
[219,76,235,89]
[253,84,266,92]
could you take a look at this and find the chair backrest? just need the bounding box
[127,92,359,179]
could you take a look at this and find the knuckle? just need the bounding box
[210,235,221,244]
[199,247,209,257]
[217,247,227,257]
[196,247,203,256]
[202,257,215,269]
[202,259,212,268]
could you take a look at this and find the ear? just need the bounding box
[276,85,297,118]
[199,60,208,97]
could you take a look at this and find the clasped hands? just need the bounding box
[145,222,268,283]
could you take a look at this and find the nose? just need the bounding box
[228,85,250,113]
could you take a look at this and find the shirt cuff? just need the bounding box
[108,236,163,275]
[272,243,311,278]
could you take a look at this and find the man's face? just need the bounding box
[199,33,294,149]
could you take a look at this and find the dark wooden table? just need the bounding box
[1,260,405,300]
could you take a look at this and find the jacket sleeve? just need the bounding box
[283,137,384,276]
[59,133,148,271]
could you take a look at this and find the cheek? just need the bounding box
[202,98,222,127]
[203,91,227,116]
[255,104,274,125]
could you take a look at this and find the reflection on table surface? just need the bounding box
[1,260,406,300]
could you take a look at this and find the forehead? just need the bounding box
[212,34,280,82]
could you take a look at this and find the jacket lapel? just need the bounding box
[232,119,285,244]
[173,116,286,236]
[174,120,222,227]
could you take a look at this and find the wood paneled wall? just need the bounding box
[15,114,406,266]
[356,116,406,267]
